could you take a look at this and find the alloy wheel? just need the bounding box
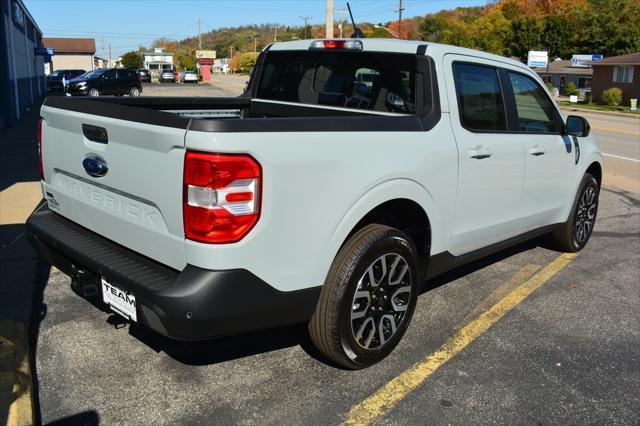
[574,184,597,243]
[350,253,412,350]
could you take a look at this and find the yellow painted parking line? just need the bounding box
[591,125,639,137]
[460,264,541,326]
[343,253,577,426]
[0,320,34,426]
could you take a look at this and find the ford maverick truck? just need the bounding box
[27,39,602,369]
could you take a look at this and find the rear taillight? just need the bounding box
[183,151,261,244]
[37,118,43,179]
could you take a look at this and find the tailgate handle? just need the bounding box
[82,124,108,144]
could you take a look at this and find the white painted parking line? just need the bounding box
[603,153,640,163]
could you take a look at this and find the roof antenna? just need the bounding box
[347,2,365,38]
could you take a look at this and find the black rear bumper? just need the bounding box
[26,201,320,340]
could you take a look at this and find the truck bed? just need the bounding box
[42,95,427,133]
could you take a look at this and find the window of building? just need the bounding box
[12,1,25,28]
[508,72,559,133]
[613,66,634,83]
[577,77,592,90]
[452,63,506,131]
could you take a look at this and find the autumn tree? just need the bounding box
[120,51,143,70]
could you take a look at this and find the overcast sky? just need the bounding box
[24,0,487,57]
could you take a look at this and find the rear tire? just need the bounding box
[129,87,140,97]
[552,173,599,252]
[308,224,420,369]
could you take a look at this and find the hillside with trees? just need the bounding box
[131,0,639,71]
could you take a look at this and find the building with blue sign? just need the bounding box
[0,0,46,129]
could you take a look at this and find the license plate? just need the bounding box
[101,278,137,322]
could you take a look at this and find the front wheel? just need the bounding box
[129,87,140,97]
[552,173,599,252]
[308,224,420,369]
[88,88,100,97]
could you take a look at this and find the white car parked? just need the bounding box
[28,39,602,369]
[182,70,198,83]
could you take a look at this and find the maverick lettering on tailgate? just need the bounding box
[55,174,161,229]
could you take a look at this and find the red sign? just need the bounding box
[197,58,214,65]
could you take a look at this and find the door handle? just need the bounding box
[529,145,546,156]
[468,145,492,159]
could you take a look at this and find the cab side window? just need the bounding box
[508,72,560,133]
[453,63,506,132]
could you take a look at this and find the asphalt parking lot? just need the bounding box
[1,79,638,425]
[31,185,639,425]
[140,75,248,97]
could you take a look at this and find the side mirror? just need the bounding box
[565,115,590,137]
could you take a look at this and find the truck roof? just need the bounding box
[268,38,529,72]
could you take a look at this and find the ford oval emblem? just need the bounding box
[82,154,108,178]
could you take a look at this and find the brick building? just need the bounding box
[590,52,640,105]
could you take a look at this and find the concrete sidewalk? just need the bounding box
[0,102,44,426]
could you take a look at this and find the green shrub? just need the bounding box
[564,81,579,96]
[545,81,555,92]
[602,87,623,106]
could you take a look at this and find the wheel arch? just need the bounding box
[310,179,442,287]
[585,160,603,188]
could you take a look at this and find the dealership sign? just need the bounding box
[196,50,216,59]
[527,51,548,68]
[571,54,604,68]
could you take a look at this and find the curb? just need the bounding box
[0,320,34,426]
[560,106,640,119]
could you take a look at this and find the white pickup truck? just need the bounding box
[27,39,602,369]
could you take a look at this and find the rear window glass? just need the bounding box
[257,51,417,114]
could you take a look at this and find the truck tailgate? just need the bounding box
[40,103,188,270]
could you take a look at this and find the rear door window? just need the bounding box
[117,70,132,81]
[257,51,417,114]
[103,70,116,80]
[452,63,506,132]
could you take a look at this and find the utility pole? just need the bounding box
[273,24,278,41]
[198,18,202,50]
[109,42,112,67]
[334,8,348,38]
[300,16,311,39]
[325,0,334,39]
[254,36,257,53]
[395,0,405,39]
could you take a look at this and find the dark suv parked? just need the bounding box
[137,68,151,82]
[46,69,86,91]
[66,68,142,97]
